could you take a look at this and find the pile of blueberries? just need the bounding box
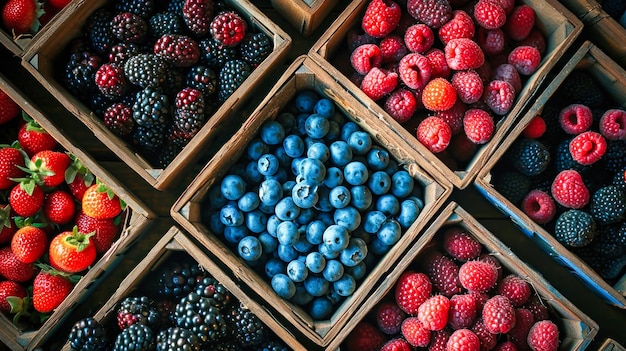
[202,90,426,320]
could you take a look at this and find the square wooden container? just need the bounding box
[20,0,292,190]
[474,41,626,308]
[309,0,582,189]
[0,73,155,351]
[597,339,626,351]
[270,0,339,36]
[171,55,453,348]
[327,202,599,351]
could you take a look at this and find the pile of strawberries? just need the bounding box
[1,0,72,38]
[343,225,561,351]
[347,0,546,169]
[0,88,125,328]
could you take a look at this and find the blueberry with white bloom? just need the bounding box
[319,242,340,259]
[244,161,264,184]
[322,224,350,252]
[323,166,344,188]
[258,232,278,254]
[368,171,391,195]
[376,193,400,216]
[346,261,367,280]
[208,185,228,210]
[295,90,318,113]
[305,114,330,139]
[277,243,299,262]
[238,236,263,261]
[364,210,387,234]
[306,220,325,245]
[304,275,329,297]
[348,130,372,155]
[350,185,373,211]
[258,178,283,206]
[237,192,260,212]
[265,258,285,279]
[313,98,335,118]
[293,231,313,253]
[298,158,326,184]
[398,198,421,228]
[329,185,351,209]
[344,161,369,186]
[305,251,326,274]
[333,274,356,296]
[220,202,244,227]
[257,153,280,176]
[309,297,333,320]
[296,208,315,225]
[292,181,319,209]
[271,273,296,299]
[247,138,269,160]
[221,174,247,201]
[283,134,305,158]
[366,146,390,171]
[307,142,330,162]
[391,170,414,198]
[377,218,402,246]
[276,220,299,246]
[370,237,392,255]
[322,259,344,282]
[260,120,285,145]
[244,210,267,233]
[274,197,300,221]
[329,140,353,167]
[287,260,308,283]
[334,206,361,232]
[340,121,361,142]
[223,225,248,244]
[340,238,368,267]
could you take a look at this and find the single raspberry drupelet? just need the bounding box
[505,5,536,41]
[482,295,516,334]
[401,317,431,347]
[483,80,515,115]
[360,67,398,101]
[522,115,547,139]
[350,44,383,75]
[399,53,432,90]
[521,189,556,224]
[422,78,457,112]
[94,63,127,98]
[423,251,462,296]
[559,104,593,134]
[497,274,531,307]
[463,108,494,144]
[418,294,450,331]
[443,227,481,261]
[551,169,590,209]
[508,46,542,75]
[395,271,432,314]
[153,34,200,68]
[554,209,596,247]
[458,260,499,292]
[405,24,435,53]
[527,320,560,351]
[446,328,481,351]
[445,38,485,71]
[210,11,247,47]
[569,131,607,165]
[407,0,452,28]
[417,116,453,153]
[451,70,483,104]
[448,294,478,330]
[361,0,402,38]
[473,0,507,29]
[438,10,475,45]
[385,88,417,123]
[375,301,406,334]
[599,109,626,140]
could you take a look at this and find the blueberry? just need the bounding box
[274,197,301,221]
[237,192,260,212]
[346,261,367,280]
[344,161,369,186]
[322,259,344,282]
[376,194,400,215]
[305,114,330,139]
[238,236,263,261]
[207,186,228,210]
[293,234,313,254]
[350,185,373,211]
[259,231,278,254]
[340,238,368,267]
[305,252,326,274]
[291,285,314,306]
[323,166,344,188]
[276,220,300,246]
[287,260,308,282]
[306,220,325,245]
[333,274,356,297]
[244,161,264,184]
[266,214,281,237]
[340,121,361,142]
[313,98,335,118]
[347,131,372,155]
[366,146,390,171]
[221,174,247,201]
[370,237,392,255]
[296,208,315,225]
[283,134,305,158]
[207,211,225,235]
[276,112,296,133]
[257,153,280,176]
[319,242,340,259]
[307,142,330,162]
[258,201,276,215]
[329,141,353,166]
[274,146,292,168]
[319,212,334,226]
[398,198,421,228]
[309,297,333,320]
[322,224,350,252]
[303,275,329,297]
[258,179,283,206]
[265,168,289,184]
[384,159,399,175]
[364,210,387,234]
[223,225,249,244]
[377,218,402,246]
[260,120,285,145]
[245,210,267,233]
[325,120,341,141]
[277,243,299,262]
[292,181,319,209]
[247,138,269,160]
[391,170,414,198]
[368,171,391,195]
[295,90,318,113]
[334,206,361,232]
[271,273,296,299]
[298,158,326,184]
[265,258,285,279]
[295,113,309,136]
[329,185,351,209]
[220,202,244,227]
[315,185,333,212]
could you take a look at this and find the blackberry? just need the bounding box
[172,294,228,344]
[132,87,171,128]
[254,341,290,351]
[554,209,597,247]
[406,0,452,28]
[214,342,244,351]
[104,103,135,137]
[148,11,184,38]
[558,69,606,108]
[612,166,626,193]
[88,92,114,118]
[162,67,187,97]
[540,101,568,141]
[507,138,550,177]
[153,34,201,67]
[133,123,167,152]
[68,317,109,351]
[210,11,247,47]
[589,185,626,225]
[95,63,128,98]
[492,170,531,206]
[158,140,184,168]
[554,138,590,174]
[186,65,217,97]
[591,224,625,257]
[194,276,233,308]
[218,59,252,103]
[114,0,155,19]
[64,51,102,101]
[199,37,237,68]
[108,42,141,65]
[157,255,207,299]
[85,8,115,55]
[124,53,169,88]
[116,296,161,330]
[225,302,266,347]
[183,0,214,37]
[167,0,185,15]
[112,324,156,351]
[156,327,201,351]
[239,32,272,67]
[174,87,205,135]
[603,139,626,173]
[111,12,148,43]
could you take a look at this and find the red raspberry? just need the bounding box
[493,0,515,14]
[496,341,520,351]
[492,64,522,94]
[376,300,406,334]
[402,317,431,347]
[559,104,593,134]
[347,28,378,52]
[447,329,481,351]
[361,0,402,38]
[524,296,550,321]
[471,318,498,351]
[505,5,535,41]
[522,115,547,139]
[361,67,399,101]
[438,10,475,45]
[483,80,515,115]
[476,27,505,57]
[381,338,413,351]
[417,116,453,153]
[473,0,507,29]
[518,29,547,56]
[497,274,531,307]
[345,321,387,351]
[599,109,626,140]
[385,88,417,123]
[448,294,478,330]
[508,46,541,76]
[527,320,559,351]
[351,44,383,75]
[451,70,484,104]
[509,308,535,351]
[422,78,458,111]
[418,295,450,331]
[380,35,408,64]
[407,0,452,28]
[478,254,503,281]
[395,271,433,314]
[445,38,485,71]
[424,251,462,296]
[521,189,556,225]
[436,100,466,135]
[405,24,435,53]
[551,170,590,209]
[449,134,477,163]
[430,329,451,351]
[482,295,516,334]
[569,131,607,165]
[463,108,495,144]
[443,227,482,261]
[426,49,452,79]
[210,11,246,47]
[399,53,432,90]
[475,61,492,84]
[458,260,499,292]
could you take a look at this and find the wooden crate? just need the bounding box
[20,0,292,190]
[328,202,600,351]
[309,0,583,189]
[0,72,155,351]
[598,339,626,351]
[474,41,626,308]
[271,0,339,36]
[171,55,453,348]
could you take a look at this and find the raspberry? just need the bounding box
[405,24,435,53]
[471,318,498,351]
[399,53,432,90]
[350,44,383,75]
[438,10,475,45]
[345,321,387,351]
[449,134,477,163]
[518,29,547,56]
[418,295,450,331]
[559,104,593,134]
[407,0,452,28]
[347,28,378,52]
[426,49,452,79]
[375,301,406,334]
[569,131,607,165]
[524,297,549,321]
[380,35,408,64]
[482,295,516,334]
[402,317,431,347]
[521,189,556,224]
[451,70,484,104]
[385,88,417,123]
[210,11,246,47]
[497,274,531,307]
[463,108,495,144]
[483,80,515,115]
[599,109,626,140]
[361,0,402,38]
[527,320,559,351]
[448,294,478,330]
[443,227,481,261]
[445,38,485,71]
[492,63,522,94]
[381,338,413,351]
[508,308,535,351]
[395,271,433,314]
[436,100,466,135]
[551,170,590,209]
[360,67,399,101]
[505,5,535,41]
[430,329,451,351]
[522,115,546,139]
[447,329,481,351]
[476,27,505,57]
[423,252,462,296]
[458,260,499,292]
[508,46,541,76]
[496,341,520,351]
[422,78,457,111]
[478,254,503,281]
[417,116,453,153]
[494,0,515,14]
[473,0,507,29]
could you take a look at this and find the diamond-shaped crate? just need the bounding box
[171,55,452,348]
[475,41,626,308]
[327,202,599,351]
[270,0,340,37]
[0,71,154,351]
[20,0,291,190]
[309,0,582,189]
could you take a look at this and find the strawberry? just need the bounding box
[17,114,57,157]
[395,271,432,314]
[81,182,124,220]
[49,226,97,273]
[0,280,27,313]
[0,246,36,282]
[0,89,20,125]
[75,210,120,254]
[9,182,45,218]
[1,0,45,35]
[28,150,71,188]
[32,269,73,313]
[43,190,76,225]
[0,204,17,244]
[0,144,26,190]
[11,225,47,263]
[344,321,387,351]
[65,155,95,200]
